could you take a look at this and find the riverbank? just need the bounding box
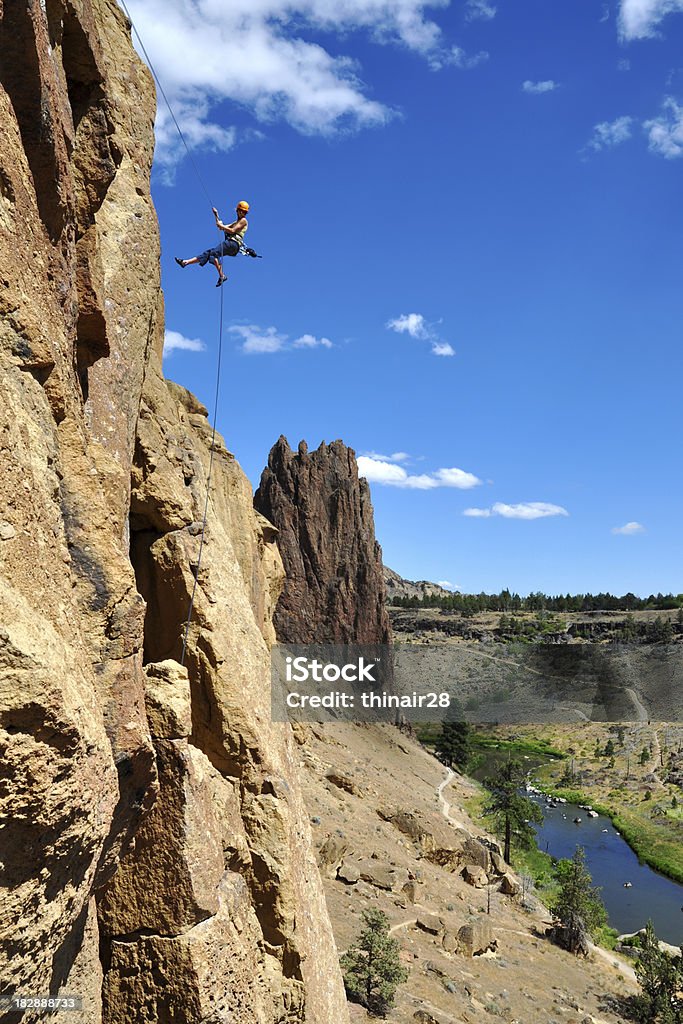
[471,724,683,887]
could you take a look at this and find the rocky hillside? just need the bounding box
[255,437,392,645]
[384,568,453,604]
[300,722,638,1024]
[0,3,347,1021]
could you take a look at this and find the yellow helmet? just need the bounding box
[237,200,250,212]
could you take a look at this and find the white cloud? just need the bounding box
[434,467,482,489]
[431,342,455,357]
[386,312,429,339]
[386,311,455,357]
[431,46,488,72]
[522,80,560,94]
[357,456,481,490]
[121,0,484,170]
[618,0,683,39]
[618,57,632,70]
[465,0,497,21]
[360,451,411,463]
[644,97,683,158]
[587,115,633,150]
[292,333,334,348]
[612,521,646,534]
[229,324,286,354]
[464,502,569,520]
[163,329,206,355]
[357,457,411,486]
[229,324,334,354]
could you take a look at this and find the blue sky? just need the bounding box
[127,0,682,597]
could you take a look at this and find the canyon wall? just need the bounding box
[0,2,347,1021]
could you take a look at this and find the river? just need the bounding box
[471,750,683,945]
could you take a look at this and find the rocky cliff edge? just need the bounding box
[0,2,347,1021]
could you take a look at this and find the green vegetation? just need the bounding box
[391,588,683,614]
[340,909,408,1018]
[630,920,683,1023]
[482,758,543,864]
[434,719,471,770]
[549,846,607,954]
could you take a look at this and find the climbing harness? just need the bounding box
[118,0,250,668]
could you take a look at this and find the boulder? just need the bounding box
[490,852,508,875]
[457,920,497,957]
[462,837,490,872]
[499,873,519,896]
[402,880,422,904]
[462,864,489,888]
[337,863,360,885]
[317,835,348,877]
[356,860,407,891]
[416,912,443,935]
[326,771,360,795]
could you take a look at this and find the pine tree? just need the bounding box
[482,758,542,864]
[340,909,408,1017]
[435,719,471,770]
[632,920,683,1022]
[550,846,606,954]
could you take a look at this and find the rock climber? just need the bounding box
[175,200,250,287]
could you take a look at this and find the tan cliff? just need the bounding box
[0,2,348,1021]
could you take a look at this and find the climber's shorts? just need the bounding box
[196,237,240,265]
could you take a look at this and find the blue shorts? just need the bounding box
[196,237,239,265]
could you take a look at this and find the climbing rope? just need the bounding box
[118,0,214,207]
[117,0,226,668]
[180,276,225,667]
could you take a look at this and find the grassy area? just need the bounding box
[470,732,566,760]
[413,724,566,772]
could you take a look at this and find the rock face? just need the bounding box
[254,437,392,644]
[384,567,453,604]
[0,4,348,1022]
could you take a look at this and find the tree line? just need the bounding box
[391,589,683,614]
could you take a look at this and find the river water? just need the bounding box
[471,751,683,945]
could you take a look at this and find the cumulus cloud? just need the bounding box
[357,455,481,490]
[464,502,569,520]
[387,313,429,339]
[522,80,560,94]
[120,0,484,170]
[386,312,455,357]
[618,0,683,39]
[360,451,411,463]
[229,324,333,354]
[644,97,683,157]
[587,115,634,150]
[437,580,462,591]
[612,521,646,534]
[292,333,334,349]
[465,0,497,21]
[163,329,206,355]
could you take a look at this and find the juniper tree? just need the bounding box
[435,719,471,771]
[550,846,606,954]
[482,757,542,864]
[340,908,408,1017]
[632,919,683,1023]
